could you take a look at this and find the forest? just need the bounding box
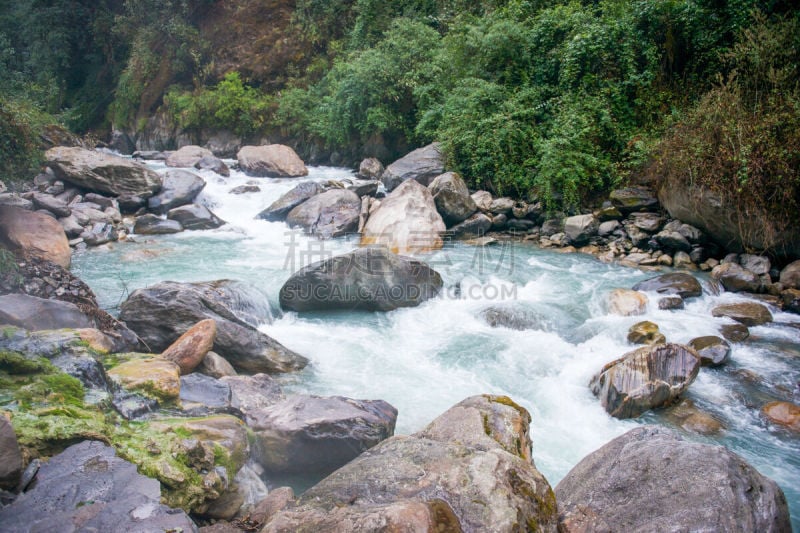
[1,0,798,218]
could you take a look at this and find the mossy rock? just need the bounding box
[106,357,181,403]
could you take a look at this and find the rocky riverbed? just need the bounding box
[1,143,799,532]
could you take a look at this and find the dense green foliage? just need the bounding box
[652,13,800,252]
[0,0,797,212]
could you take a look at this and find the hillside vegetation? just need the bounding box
[1,0,797,218]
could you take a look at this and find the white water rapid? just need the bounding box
[71,161,800,527]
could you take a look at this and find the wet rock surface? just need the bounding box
[590,343,701,418]
[556,426,791,533]
[0,441,197,533]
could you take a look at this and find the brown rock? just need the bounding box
[165,145,213,168]
[719,323,750,342]
[237,145,308,178]
[590,343,701,419]
[250,487,295,525]
[607,289,648,316]
[627,321,666,345]
[161,319,217,375]
[762,401,800,432]
[666,399,725,435]
[688,335,731,367]
[0,205,71,268]
[711,302,773,327]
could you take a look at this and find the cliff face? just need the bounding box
[195,0,312,89]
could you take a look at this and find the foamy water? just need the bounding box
[72,162,800,526]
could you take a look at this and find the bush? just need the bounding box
[164,72,274,138]
[651,13,800,253]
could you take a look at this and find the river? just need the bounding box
[71,161,800,527]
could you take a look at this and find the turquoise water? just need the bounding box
[72,163,800,527]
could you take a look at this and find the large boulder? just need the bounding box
[279,247,443,312]
[659,175,800,257]
[0,294,95,330]
[711,302,773,327]
[165,145,214,168]
[564,214,599,245]
[0,206,71,268]
[361,179,446,254]
[632,272,703,299]
[263,395,558,533]
[556,426,790,532]
[45,146,161,198]
[147,169,206,214]
[0,441,198,533]
[167,204,225,230]
[428,172,477,226]
[380,142,445,192]
[589,343,701,419]
[0,416,22,491]
[779,260,800,289]
[711,262,762,293]
[285,189,361,239]
[248,395,397,479]
[119,280,307,374]
[237,145,308,178]
[609,186,658,213]
[358,157,384,180]
[256,182,323,222]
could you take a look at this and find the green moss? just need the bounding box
[485,394,526,415]
[0,351,56,374]
[482,413,491,437]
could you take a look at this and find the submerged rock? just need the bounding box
[279,247,443,312]
[665,398,725,435]
[590,343,700,419]
[632,272,703,299]
[479,305,548,331]
[719,322,750,342]
[555,426,790,532]
[237,145,308,178]
[119,280,307,374]
[0,441,198,533]
[248,395,397,479]
[263,395,557,533]
[361,179,446,254]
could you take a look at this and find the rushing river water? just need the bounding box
[72,161,800,527]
